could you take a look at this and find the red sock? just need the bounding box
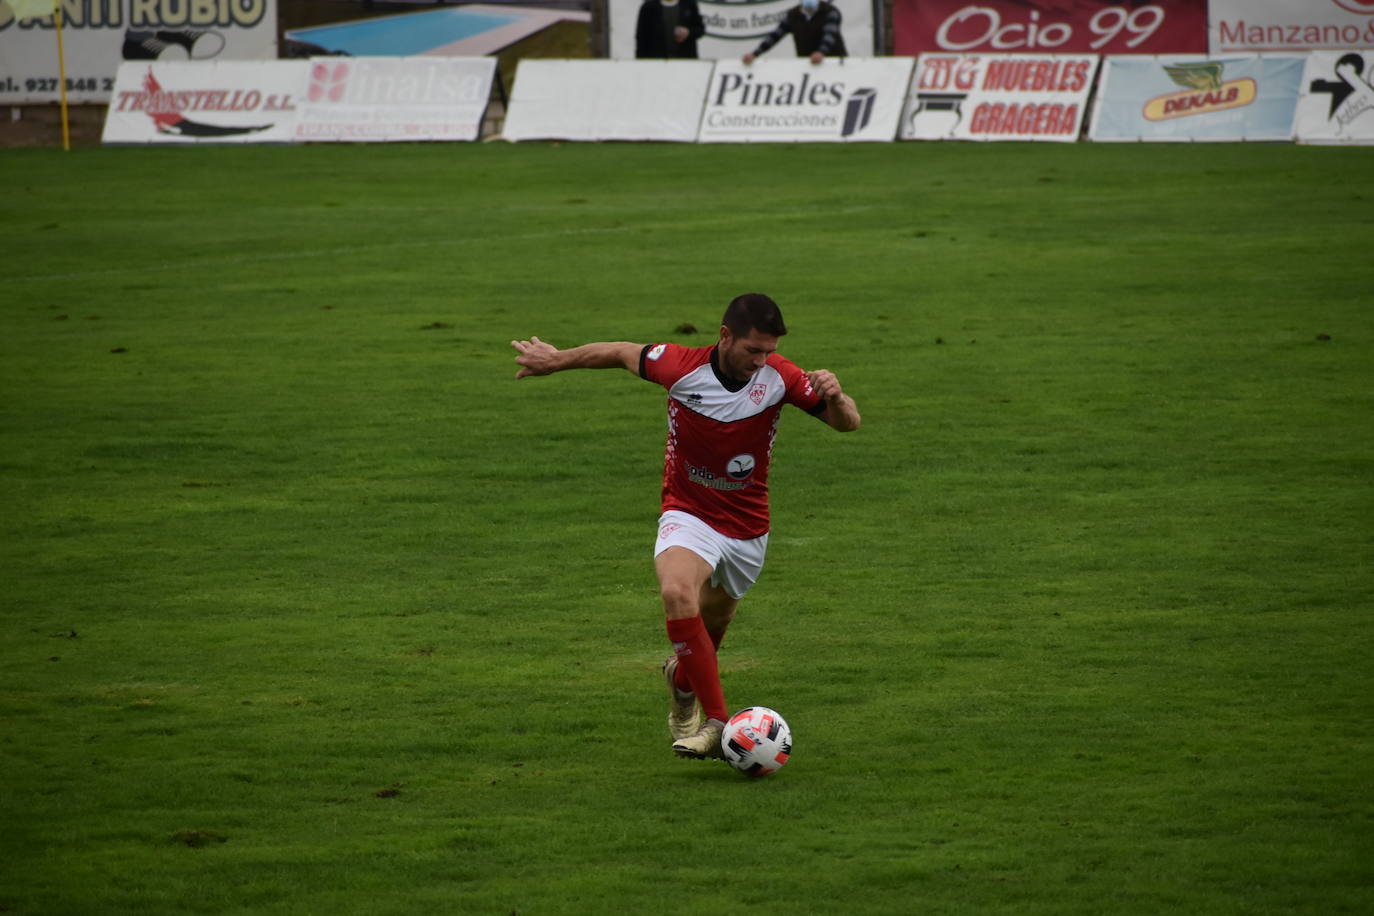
[672,627,726,693]
[666,617,728,723]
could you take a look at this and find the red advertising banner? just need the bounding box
[893,0,1207,56]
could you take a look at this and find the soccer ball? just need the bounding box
[720,706,792,778]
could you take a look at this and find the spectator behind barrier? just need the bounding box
[636,0,706,59]
[743,0,847,66]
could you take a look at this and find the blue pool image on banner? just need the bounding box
[287,8,524,57]
[1090,55,1306,142]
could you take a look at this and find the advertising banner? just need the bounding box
[892,0,1206,57]
[898,52,1097,141]
[502,59,712,142]
[1088,54,1305,142]
[1210,0,1374,55]
[1295,50,1374,144]
[698,57,914,142]
[0,0,276,104]
[608,0,873,61]
[102,60,300,143]
[294,57,496,142]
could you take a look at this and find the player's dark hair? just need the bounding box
[722,293,787,338]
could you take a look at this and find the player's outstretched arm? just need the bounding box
[511,337,642,379]
[806,369,861,432]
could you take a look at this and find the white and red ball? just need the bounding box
[720,706,792,778]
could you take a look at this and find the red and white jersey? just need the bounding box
[639,342,825,539]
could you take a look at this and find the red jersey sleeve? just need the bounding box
[773,355,826,416]
[639,342,710,388]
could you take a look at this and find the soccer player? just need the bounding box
[511,293,860,759]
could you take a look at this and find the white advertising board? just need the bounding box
[1296,49,1374,144]
[1210,0,1374,54]
[698,57,914,142]
[898,53,1097,142]
[1088,54,1305,142]
[102,60,300,144]
[0,0,276,104]
[294,57,496,143]
[608,0,873,60]
[502,59,712,142]
[103,57,499,144]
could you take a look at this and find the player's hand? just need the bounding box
[809,369,861,431]
[512,335,559,378]
[806,369,843,400]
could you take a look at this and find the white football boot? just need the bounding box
[662,656,702,741]
[672,719,726,760]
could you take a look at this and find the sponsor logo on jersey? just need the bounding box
[648,344,667,361]
[687,462,748,491]
[726,453,756,480]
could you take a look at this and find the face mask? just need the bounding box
[800,0,819,12]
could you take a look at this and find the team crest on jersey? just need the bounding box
[748,382,767,405]
[648,344,667,361]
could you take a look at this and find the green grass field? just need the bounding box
[2,141,1372,914]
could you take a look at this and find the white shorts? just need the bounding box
[653,510,769,600]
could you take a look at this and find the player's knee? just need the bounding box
[659,581,699,618]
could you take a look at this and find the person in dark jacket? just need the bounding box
[635,0,706,59]
[742,0,846,65]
